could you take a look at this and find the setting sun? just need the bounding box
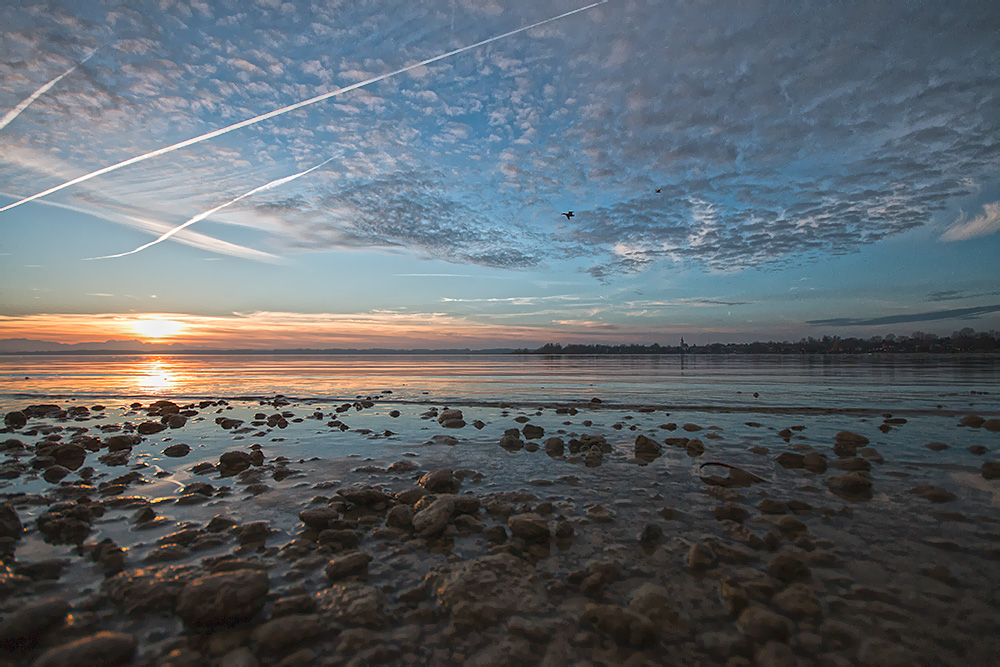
[132,318,183,339]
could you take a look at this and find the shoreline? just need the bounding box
[1,394,999,665]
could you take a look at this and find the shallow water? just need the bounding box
[1,355,998,665]
[0,353,996,409]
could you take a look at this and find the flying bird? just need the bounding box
[561,211,574,220]
[655,188,662,193]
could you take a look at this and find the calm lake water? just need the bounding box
[0,353,996,411]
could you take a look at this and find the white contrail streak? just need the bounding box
[0,1,606,214]
[84,157,336,260]
[0,50,97,131]
[0,190,281,262]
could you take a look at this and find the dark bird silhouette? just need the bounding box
[561,211,574,220]
[655,188,662,193]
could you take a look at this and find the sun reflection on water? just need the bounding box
[136,358,176,393]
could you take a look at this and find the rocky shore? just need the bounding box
[1,395,999,666]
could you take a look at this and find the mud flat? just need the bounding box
[1,395,999,666]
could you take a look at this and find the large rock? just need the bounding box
[4,411,27,429]
[771,583,821,619]
[314,583,386,627]
[418,468,459,493]
[0,503,23,540]
[32,632,136,667]
[438,408,465,428]
[0,597,70,651]
[522,424,545,440]
[325,551,372,580]
[736,606,793,641]
[137,421,167,435]
[299,506,339,530]
[411,497,454,537]
[103,564,200,614]
[628,583,688,638]
[250,614,324,654]
[982,461,1000,480]
[36,502,93,544]
[337,486,392,508]
[51,443,86,470]
[175,569,269,628]
[827,471,873,499]
[219,450,253,474]
[507,513,550,541]
[580,604,658,648]
[635,435,662,460]
[428,554,546,629]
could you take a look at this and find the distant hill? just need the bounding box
[0,338,176,353]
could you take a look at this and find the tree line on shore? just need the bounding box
[517,328,1000,355]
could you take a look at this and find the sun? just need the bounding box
[132,318,183,339]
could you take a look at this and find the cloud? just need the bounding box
[807,304,1000,327]
[1,0,997,278]
[926,289,1000,302]
[940,201,1000,241]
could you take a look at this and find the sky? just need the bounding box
[1,0,999,349]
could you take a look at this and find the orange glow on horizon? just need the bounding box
[0,311,755,349]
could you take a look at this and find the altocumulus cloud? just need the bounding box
[1,1,998,273]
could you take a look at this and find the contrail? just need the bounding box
[0,190,281,262]
[0,49,97,131]
[0,1,606,213]
[84,157,336,260]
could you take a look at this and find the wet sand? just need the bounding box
[1,395,999,666]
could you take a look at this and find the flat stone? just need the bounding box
[32,631,136,667]
[325,551,372,580]
[175,569,269,628]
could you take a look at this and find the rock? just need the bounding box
[826,471,872,499]
[418,468,459,493]
[0,503,23,541]
[758,499,789,514]
[51,443,86,469]
[315,582,386,627]
[37,502,93,544]
[325,551,372,579]
[0,596,71,651]
[498,434,524,451]
[776,452,805,468]
[234,521,271,544]
[4,411,27,429]
[508,513,550,541]
[438,408,465,428]
[317,529,361,550]
[387,459,419,473]
[714,504,750,523]
[628,583,687,637]
[299,506,339,530]
[250,614,324,654]
[220,450,253,474]
[175,569,269,628]
[32,631,136,667]
[105,434,139,451]
[586,504,615,523]
[982,461,1000,480]
[137,421,167,435]
[771,583,821,619]
[767,548,810,583]
[688,542,715,571]
[857,637,913,666]
[830,456,871,471]
[337,486,392,508]
[736,606,792,641]
[776,515,806,533]
[834,431,869,446]
[103,564,198,614]
[580,604,657,648]
[411,497,454,537]
[163,444,191,457]
[43,465,70,483]
[925,442,948,451]
[969,445,988,455]
[639,523,662,545]
[542,438,565,457]
[427,554,545,629]
[908,485,957,503]
[959,414,985,428]
[754,641,796,667]
[182,481,213,496]
[385,505,414,530]
[802,452,827,473]
[983,419,1000,432]
[522,424,545,440]
[634,434,661,459]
